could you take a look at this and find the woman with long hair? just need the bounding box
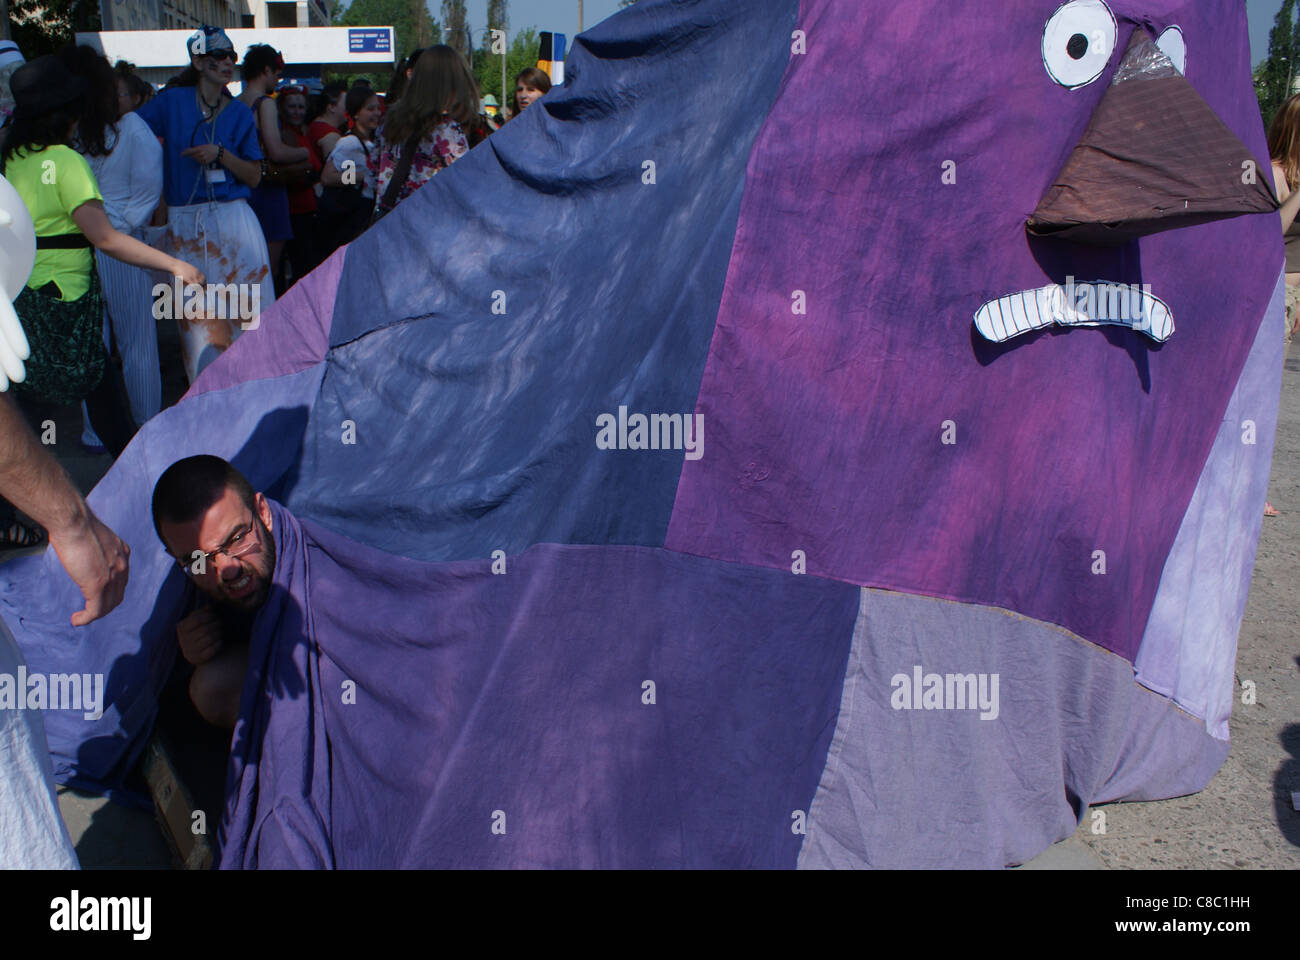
[318,81,381,252]
[62,45,167,450]
[508,66,551,120]
[1262,97,1300,517]
[133,26,273,384]
[369,45,473,218]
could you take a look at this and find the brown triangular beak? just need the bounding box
[1027,30,1277,245]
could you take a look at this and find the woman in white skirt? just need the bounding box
[134,26,273,384]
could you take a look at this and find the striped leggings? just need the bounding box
[81,251,160,447]
[94,249,160,425]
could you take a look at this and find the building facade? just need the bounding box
[99,0,329,32]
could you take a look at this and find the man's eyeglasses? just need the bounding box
[172,521,259,573]
[204,50,237,63]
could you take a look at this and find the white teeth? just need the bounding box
[974,279,1174,344]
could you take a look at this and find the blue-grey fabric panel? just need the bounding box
[1134,271,1285,738]
[798,588,1228,868]
[295,0,798,561]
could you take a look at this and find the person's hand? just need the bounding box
[46,508,130,627]
[180,144,221,166]
[170,259,205,288]
[176,606,223,665]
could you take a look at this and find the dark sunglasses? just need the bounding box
[204,49,237,63]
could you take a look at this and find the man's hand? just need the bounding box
[180,144,221,166]
[46,508,130,627]
[176,606,223,665]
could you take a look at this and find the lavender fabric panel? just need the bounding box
[218,527,859,868]
[798,588,1228,869]
[186,243,343,398]
[666,0,1276,663]
[1135,272,1285,738]
[0,364,324,793]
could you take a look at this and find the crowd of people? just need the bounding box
[0,25,553,551]
[0,22,554,869]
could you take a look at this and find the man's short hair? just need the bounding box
[151,456,257,550]
[241,43,282,82]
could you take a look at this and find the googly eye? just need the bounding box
[1042,0,1118,89]
[1156,25,1185,74]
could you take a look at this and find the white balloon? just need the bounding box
[0,298,28,383]
[0,172,34,391]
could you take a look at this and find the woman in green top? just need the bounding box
[0,55,202,547]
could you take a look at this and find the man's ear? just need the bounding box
[255,492,273,534]
[157,526,178,562]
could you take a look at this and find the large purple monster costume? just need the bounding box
[1,0,1283,866]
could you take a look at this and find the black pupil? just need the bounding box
[1067,33,1089,59]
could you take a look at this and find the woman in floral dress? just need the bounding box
[369,45,474,218]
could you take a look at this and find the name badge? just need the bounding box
[205,166,227,184]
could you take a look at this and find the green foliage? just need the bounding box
[441,0,468,57]
[472,25,538,114]
[9,0,100,57]
[1257,0,1300,134]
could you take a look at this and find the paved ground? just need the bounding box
[19,322,1300,868]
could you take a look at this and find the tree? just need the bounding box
[619,0,637,6]
[481,0,507,50]
[473,25,537,114]
[1257,0,1298,132]
[9,0,99,57]
[441,0,469,59]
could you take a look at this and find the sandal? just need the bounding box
[1265,502,1280,517]
[0,520,47,550]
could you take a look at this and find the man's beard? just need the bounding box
[211,516,277,612]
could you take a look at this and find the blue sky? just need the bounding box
[466,0,626,40]
[1250,0,1285,66]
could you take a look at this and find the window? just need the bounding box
[266,1,297,28]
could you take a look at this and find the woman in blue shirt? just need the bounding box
[135,26,274,384]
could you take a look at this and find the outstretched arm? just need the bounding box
[0,394,129,625]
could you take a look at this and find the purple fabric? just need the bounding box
[799,588,1229,868]
[220,502,860,868]
[666,0,1277,665]
[1135,271,1286,738]
[186,244,344,398]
